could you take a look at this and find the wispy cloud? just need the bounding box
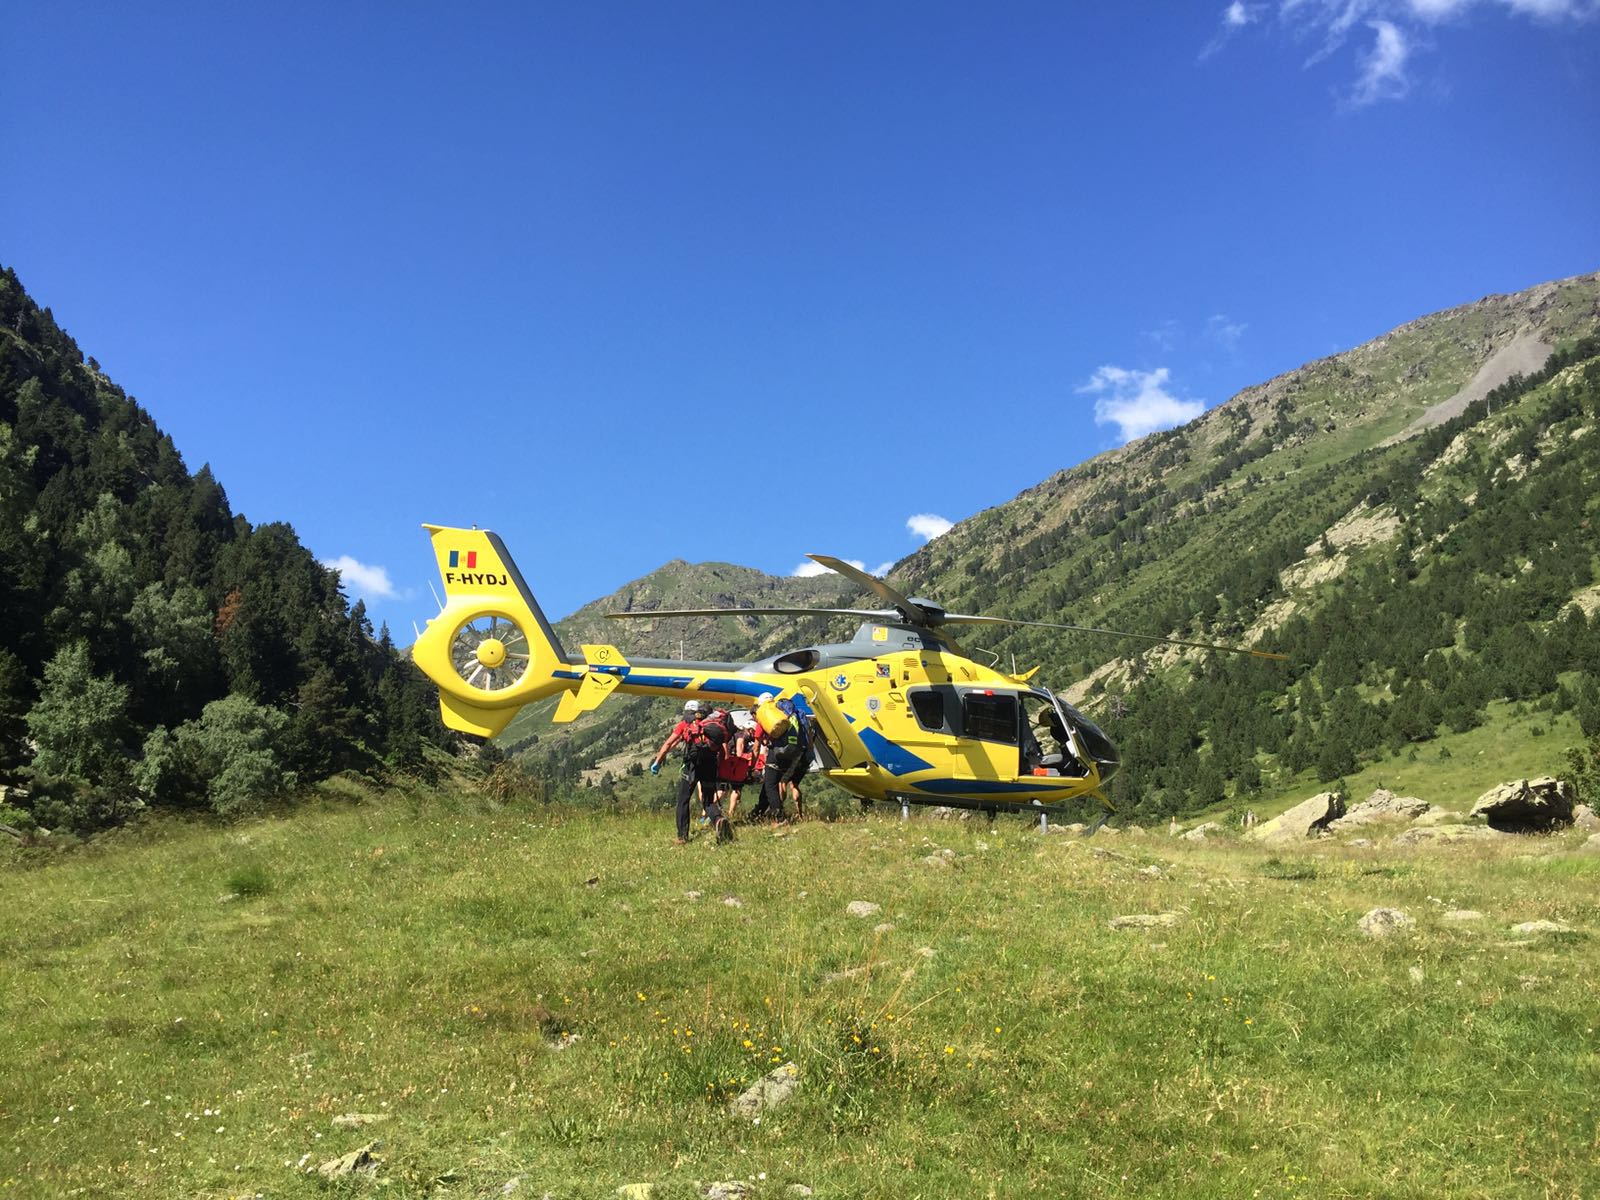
[1211,0,1597,104]
[1079,366,1205,443]
[322,554,397,600]
[1206,313,1249,351]
[1350,20,1412,103]
[1201,1,1259,57]
[906,513,954,542]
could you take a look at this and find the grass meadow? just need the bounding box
[4,783,1600,1198]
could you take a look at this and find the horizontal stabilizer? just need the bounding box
[554,670,620,724]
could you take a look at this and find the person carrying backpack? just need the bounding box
[650,700,730,844]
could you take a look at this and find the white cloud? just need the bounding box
[1219,0,1597,103]
[1351,19,1411,103]
[907,513,954,542]
[1079,365,1206,443]
[322,554,397,600]
[791,557,892,579]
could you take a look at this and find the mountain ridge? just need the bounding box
[510,270,1600,822]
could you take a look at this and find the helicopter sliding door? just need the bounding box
[951,689,1021,781]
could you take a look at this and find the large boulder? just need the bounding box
[1327,788,1430,832]
[1571,804,1600,834]
[1247,792,1345,843]
[1469,777,1575,831]
[1180,821,1224,842]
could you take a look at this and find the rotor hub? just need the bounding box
[476,637,507,669]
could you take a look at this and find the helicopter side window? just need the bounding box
[962,692,1018,744]
[908,688,952,734]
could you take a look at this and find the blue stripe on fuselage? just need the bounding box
[858,728,933,776]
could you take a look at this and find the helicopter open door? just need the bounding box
[1026,692,1120,783]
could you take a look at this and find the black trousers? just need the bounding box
[674,752,721,839]
[750,764,786,821]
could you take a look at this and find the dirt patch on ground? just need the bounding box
[1244,597,1299,646]
[1282,552,1349,591]
[1569,583,1600,618]
[1310,503,1401,556]
[1384,330,1553,444]
[582,743,654,785]
[1062,658,1133,706]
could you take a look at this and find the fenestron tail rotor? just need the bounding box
[449,614,534,693]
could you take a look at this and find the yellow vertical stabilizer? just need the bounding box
[412,525,573,735]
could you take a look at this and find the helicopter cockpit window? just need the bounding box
[962,691,1018,744]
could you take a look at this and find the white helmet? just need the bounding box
[757,692,774,705]
[683,700,702,714]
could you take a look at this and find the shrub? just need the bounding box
[136,694,295,817]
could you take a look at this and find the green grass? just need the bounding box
[4,786,1600,1198]
[1230,702,1586,825]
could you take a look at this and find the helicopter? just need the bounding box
[410,523,1285,818]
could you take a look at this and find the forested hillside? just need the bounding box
[0,266,448,833]
[510,274,1600,823]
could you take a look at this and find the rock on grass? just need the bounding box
[1357,908,1414,938]
[1248,791,1344,843]
[729,1061,801,1119]
[317,1142,379,1178]
[1108,913,1182,930]
[1510,919,1573,935]
[845,900,881,918]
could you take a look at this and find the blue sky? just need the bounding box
[4,2,1598,626]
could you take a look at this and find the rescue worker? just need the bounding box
[761,698,806,823]
[650,700,724,844]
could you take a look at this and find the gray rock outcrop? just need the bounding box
[1327,788,1430,832]
[1180,822,1223,842]
[1392,825,1506,847]
[845,900,881,919]
[1469,777,1575,831]
[1248,791,1345,842]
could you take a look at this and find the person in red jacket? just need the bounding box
[650,700,724,844]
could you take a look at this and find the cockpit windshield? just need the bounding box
[1031,691,1121,782]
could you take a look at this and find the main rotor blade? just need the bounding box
[805,555,926,624]
[936,613,1288,661]
[607,606,898,621]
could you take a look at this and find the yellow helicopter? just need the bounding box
[411,524,1285,818]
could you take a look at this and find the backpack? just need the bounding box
[700,710,730,748]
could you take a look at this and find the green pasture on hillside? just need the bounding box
[4,788,1600,1198]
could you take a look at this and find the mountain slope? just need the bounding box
[0,266,448,831]
[512,271,1600,818]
